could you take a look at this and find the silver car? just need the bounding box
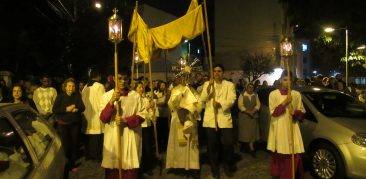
[257,87,366,179]
[0,103,65,179]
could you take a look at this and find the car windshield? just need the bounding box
[303,91,366,118]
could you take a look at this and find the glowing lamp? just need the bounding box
[280,38,293,57]
[108,8,123,43]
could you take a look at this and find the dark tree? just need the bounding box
[279,0,366,76]
[240,53,275,82]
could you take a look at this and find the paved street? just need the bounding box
[69,144,314,179]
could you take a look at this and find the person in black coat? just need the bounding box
[52,78,85,174]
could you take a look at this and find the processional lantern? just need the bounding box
[108,8,123,43]
[280,37,293,57]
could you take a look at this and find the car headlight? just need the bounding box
[351,133,366,147]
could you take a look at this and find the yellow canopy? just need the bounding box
[128,0,205,63]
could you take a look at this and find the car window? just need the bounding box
[0,117,33,178]
[11,110,55,160]
[303,91,366,118]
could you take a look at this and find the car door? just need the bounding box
[10,108,65,179]
[0,113,40,179]
[299,96,318,150]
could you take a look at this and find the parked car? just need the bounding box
[0,103,65,179]
[257,86,366,179]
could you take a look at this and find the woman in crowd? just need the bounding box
[237,83,260,158]
[10,84,36,109]
[52,78,85,173]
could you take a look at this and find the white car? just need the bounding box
[0,103,65,179]
[257,87,366,179]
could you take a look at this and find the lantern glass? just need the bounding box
[280,38,293,57]
[134,52,139,62]
[108,8,123,43]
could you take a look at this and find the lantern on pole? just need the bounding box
[280,37,293,57]
[108,7,123,179]
[109,8,123,43]
[280,37,295,179]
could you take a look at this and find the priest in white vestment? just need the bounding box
[165,76,200,173]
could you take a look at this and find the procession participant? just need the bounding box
[199,64,237,178]
[267,70,306,179]
[134,81,158,175]
[81,68,105,161]
[165,74,200,177]
[100,72,145,179]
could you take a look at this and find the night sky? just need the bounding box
[1,0,366,81]
[0,0,196,81]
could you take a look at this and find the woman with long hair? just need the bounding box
[10,84,36,109]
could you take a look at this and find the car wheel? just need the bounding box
[310,143,345,179]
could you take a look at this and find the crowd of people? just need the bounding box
[0,67,365,179]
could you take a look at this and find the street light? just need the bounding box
[357,45,366,50]
[324,26,348,86]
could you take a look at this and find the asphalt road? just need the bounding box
[69,143,314,179]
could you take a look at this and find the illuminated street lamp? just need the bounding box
[108,8,123,179]
[357,45,366,50]
[324,27,335,33]
[324,26,348,86]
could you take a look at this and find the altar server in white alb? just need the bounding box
[100,73,145,179]
[267,70,306,179]
[134,81,159,175]
[81,68,105,161]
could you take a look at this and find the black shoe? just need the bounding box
[145,170,153,176]
[212,172,220,179]
[191,170,201,179]
[211,168,220,179]
[251,151,257,158]
[223,168,234,177]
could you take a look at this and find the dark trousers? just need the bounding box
[87,134,103,160]
[141,126,155,171]
[206,127,234,173]
[58,123,80,169]
[157,117,169,152]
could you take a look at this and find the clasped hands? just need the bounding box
[243,109,257,117]
[66,104,78,113]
